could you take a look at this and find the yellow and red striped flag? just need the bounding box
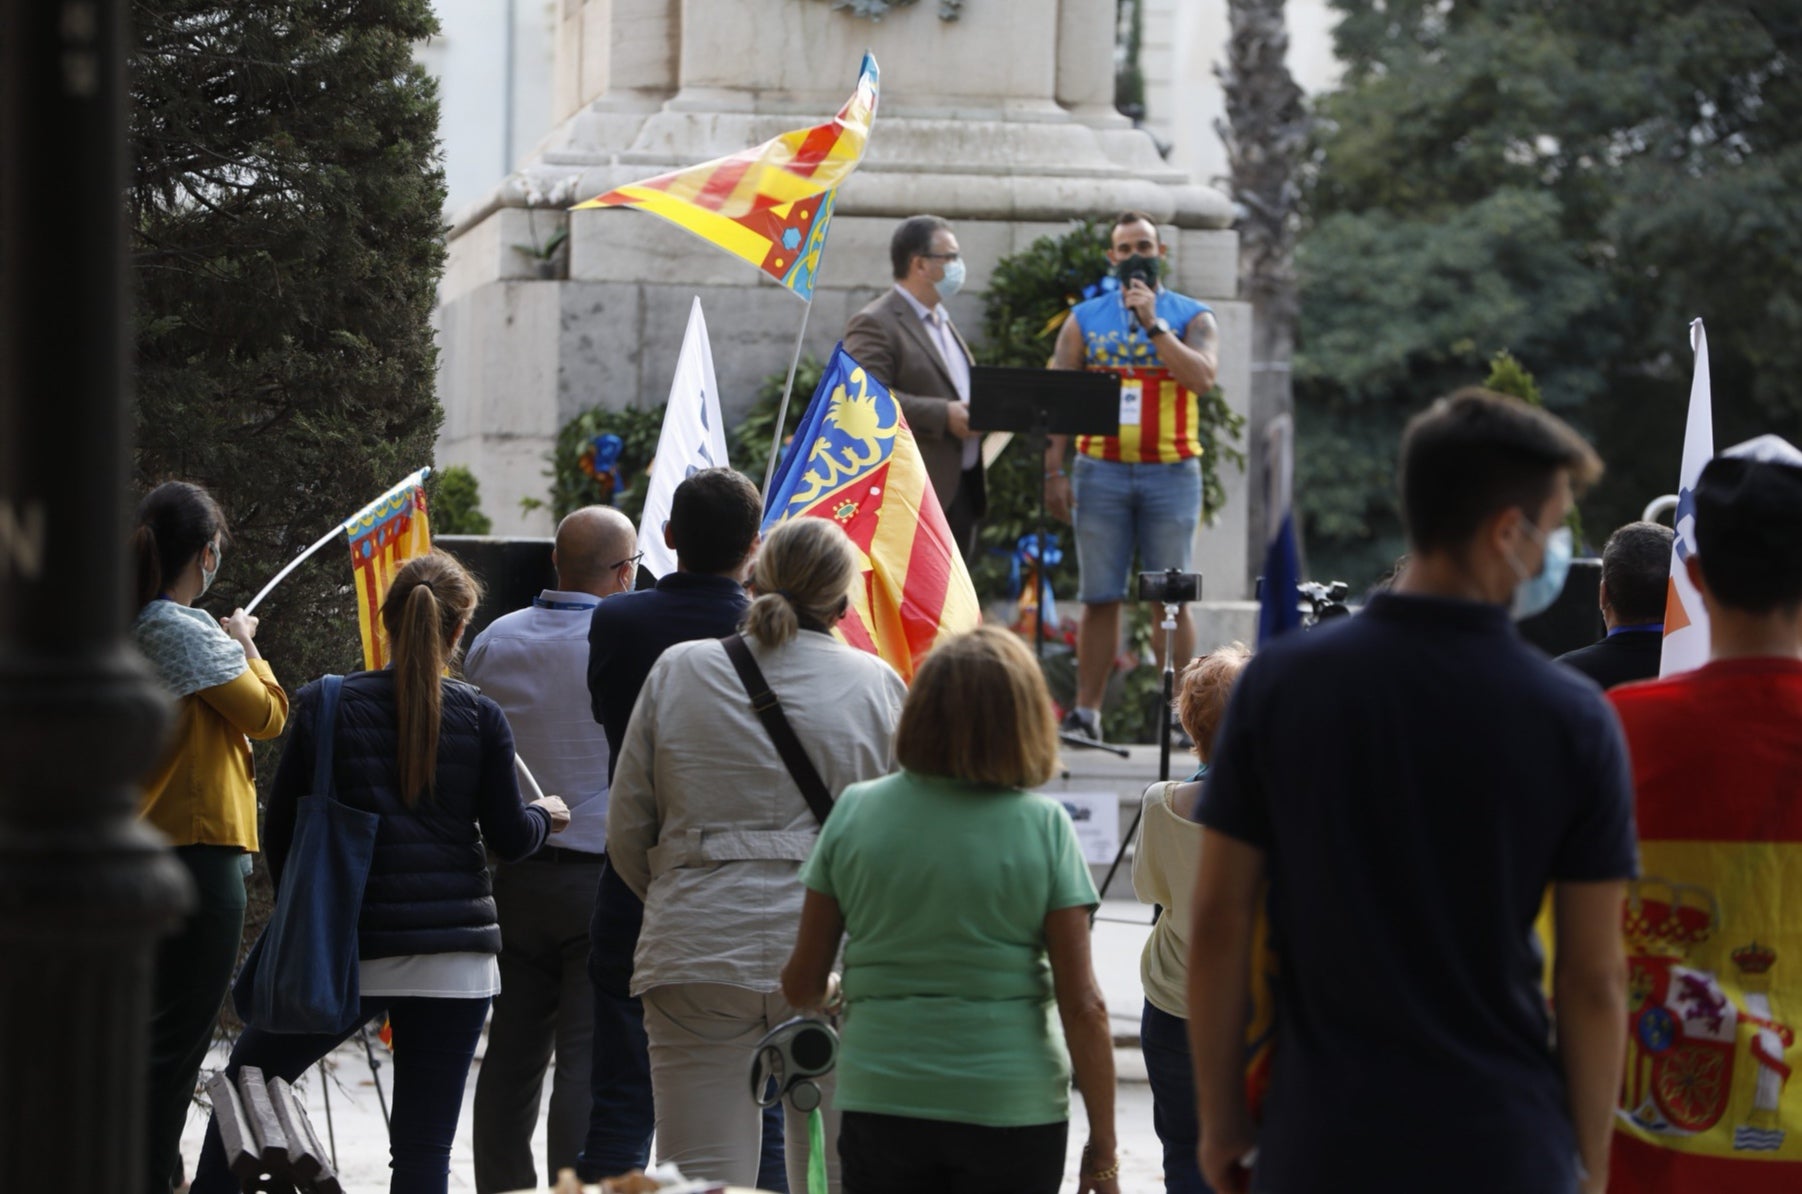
[572,53,878,300]
[762,344,979,681]
[346,468,433,670]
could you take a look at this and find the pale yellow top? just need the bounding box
[138,659,288,850]
[1132,779,1205,1017]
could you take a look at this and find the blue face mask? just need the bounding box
[1508,521,1573,621]
[934,257,965,300]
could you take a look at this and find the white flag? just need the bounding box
[1659,318,1714,677]
[639,298,729,580]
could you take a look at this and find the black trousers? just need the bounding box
[946,464,985,564]
[838,1110,1067,1194]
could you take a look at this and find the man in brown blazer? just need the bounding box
[844,214,986,558]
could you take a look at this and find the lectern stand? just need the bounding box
[969,366,1125,757]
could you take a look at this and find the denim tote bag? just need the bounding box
[233,675,381,1035]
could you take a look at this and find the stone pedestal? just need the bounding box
[437,0,1255,597]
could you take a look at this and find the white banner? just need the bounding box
[1660,318,1714,677]
[639,297,729,580]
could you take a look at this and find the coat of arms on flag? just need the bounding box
[763,344,979,680]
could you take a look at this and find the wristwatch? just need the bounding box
[1148,317,1173,339]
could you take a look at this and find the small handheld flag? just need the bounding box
[346,471,433,670]
[574,53,878,301]
[764,344,980,680]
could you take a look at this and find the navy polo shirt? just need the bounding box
[1198,592,1637,1192]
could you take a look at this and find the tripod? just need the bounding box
[1094,595,1184,901]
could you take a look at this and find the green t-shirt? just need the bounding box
[798,769,1100,1127]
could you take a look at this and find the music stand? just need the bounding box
[969,366,1125,756]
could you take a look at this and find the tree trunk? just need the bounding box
[1216,0,1310,569]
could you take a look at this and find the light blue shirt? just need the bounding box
[464,589,611,854]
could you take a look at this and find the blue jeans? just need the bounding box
[1071,456,1202,603]
[578,858,787,1189]
[1141,1001,1211,1194]
[189,995,491,1194]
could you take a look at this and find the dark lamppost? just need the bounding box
[0,0,193,1186]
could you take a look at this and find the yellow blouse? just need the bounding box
[138,659,289,850]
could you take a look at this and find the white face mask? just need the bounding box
[199,539,221,597]
[934,257,966,300]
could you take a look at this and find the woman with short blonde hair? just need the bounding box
[784,626,1120,1194]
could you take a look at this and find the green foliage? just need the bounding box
[734,355,827,492]
[431,465,492,535]
[129,0,448,974]
[1482,350,1541,406]
[130,0,447,683]
[528,405,668,524]
[1482,350,1589,550]
[1297,0,1802,588]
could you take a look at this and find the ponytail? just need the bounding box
[380,550,482,806]
[742,590,800,646]
[392,583,446,805]
[132,524,163,611]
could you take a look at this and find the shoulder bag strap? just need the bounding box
[312,674,343,791]
[719,634,835,826]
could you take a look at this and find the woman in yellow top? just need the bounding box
[130,481,288,1194]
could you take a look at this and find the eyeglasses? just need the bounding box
[609,551,644,573]
[922,251,961,262]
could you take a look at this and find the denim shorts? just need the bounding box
[1070,455,1202,603]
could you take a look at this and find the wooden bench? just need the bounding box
[204,1067,344,1194]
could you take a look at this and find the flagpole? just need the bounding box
[243,523,344,615]
[243,466,432,615]
[762,295,816,497]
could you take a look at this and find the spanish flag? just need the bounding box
[573,53,878,300]
[346,468,432,670]
[763,344,980,681]
[1607,663,1802,1192]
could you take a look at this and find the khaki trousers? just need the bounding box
[641,982,840,1193]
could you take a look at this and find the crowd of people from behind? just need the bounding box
[123,213,1802,1194]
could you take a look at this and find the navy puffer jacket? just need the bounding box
[265,671,550,958]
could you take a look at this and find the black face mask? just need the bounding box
[1115,254,1161,291]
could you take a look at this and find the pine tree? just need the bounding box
[130,1,447,691]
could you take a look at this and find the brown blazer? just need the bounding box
[843,287,985,517]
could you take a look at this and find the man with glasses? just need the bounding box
[845,213,985,558]
[463,504,638,1192]
[1047,211,1220,742]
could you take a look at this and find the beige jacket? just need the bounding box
[607,630,906,995]
[1133,779,1206,1017]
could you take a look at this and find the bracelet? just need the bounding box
[1082,1161,1119,1182]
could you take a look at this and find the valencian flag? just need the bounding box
[346,468,433,670]
[1660,318,1714,676]
[763,344,980,681]
[573,53,879,300]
